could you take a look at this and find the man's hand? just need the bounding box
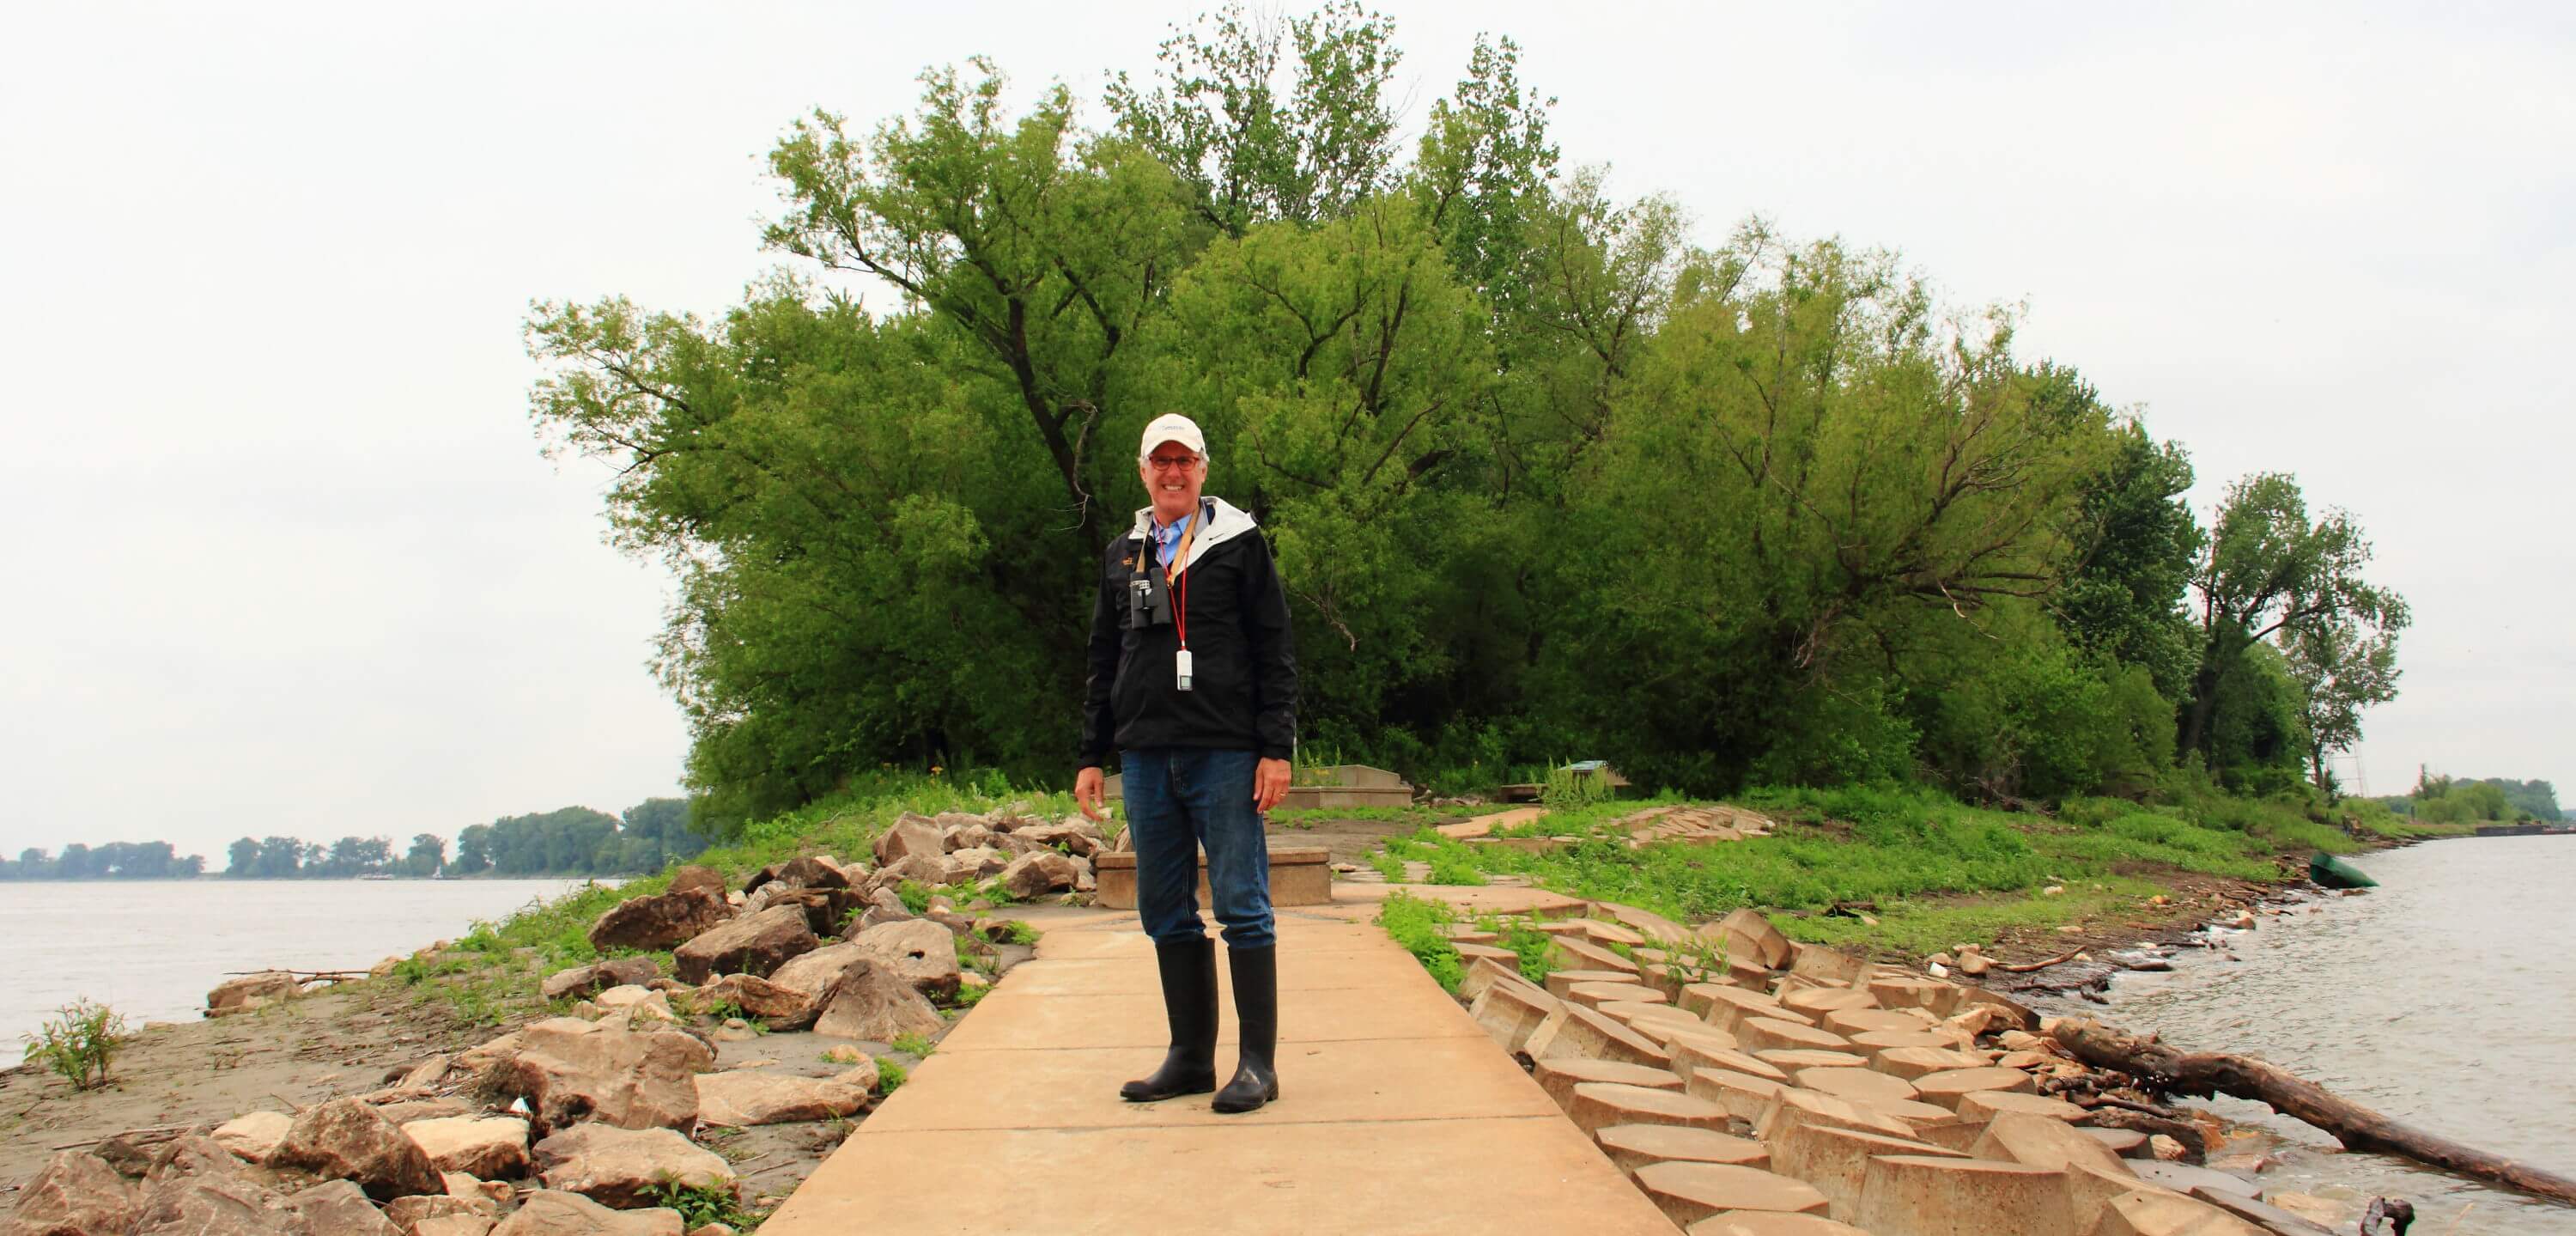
[1254,758,1291,813]
[1075,766,1107,821]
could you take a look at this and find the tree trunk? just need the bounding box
[2050,1018,2576,1206]
[2178,661,2221,760]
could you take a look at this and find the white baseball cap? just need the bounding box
[1139,413,1208,462]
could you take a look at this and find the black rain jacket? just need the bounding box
[1079,497,1297,767]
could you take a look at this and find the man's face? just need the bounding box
[1139,440,1204,524]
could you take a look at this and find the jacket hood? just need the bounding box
[1129,496,1258,575]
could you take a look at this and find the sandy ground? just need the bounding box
[1,981,497,1190]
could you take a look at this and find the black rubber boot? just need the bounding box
[1212,945,1279,1113]
[1120,937,1218,1102]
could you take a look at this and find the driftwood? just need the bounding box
[1995,948,2083,973]
[2069,1096,2213,1159]
[2050,1018,2576,1207]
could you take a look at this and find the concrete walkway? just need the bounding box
[764,904,1679,1234]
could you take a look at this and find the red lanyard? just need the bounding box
[1165,527,1190,649]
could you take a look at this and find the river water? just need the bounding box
[2095,835,2576,1234]
[1,878,609,1047]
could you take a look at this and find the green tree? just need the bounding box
[224,837,258,877]
[404,833,447,877]
[1104,1,1402,235]
[2180,473,2405,778]
[2055,417,2202,701]
[2282,608,2407,796]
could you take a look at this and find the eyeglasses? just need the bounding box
[1147,454,1202,472]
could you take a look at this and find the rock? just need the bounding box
[871,852,949,890]
[586,888,733,953]
[270,1097,444,1201]
[1957,953,1993,977]
[544,959,666,1003]
[372,1096,477,1126]
[532,1125,735,1210]
[941,821,996,851]
[594,986,682,1025]
[941,848,1008,883]
[385,1194,499,1233]
[210,1111,294,1164]
[6,1150,136,1236]
[997,850,1081,899]
[693,1070,872,1126]
[845,919,963,1000]
[129,1172,302,1236]
[691,973,820,1028]
[768,941,871,995]
[831,1057,883,1093]
[666,866,728,899]
[284,1180,399,1236]
[671,906,818,983]
[771,855,849,891]
[205,971,301,1017]
[137,1133,246,1185]
[1011,820,1102,858]
[503,1017,716,1134]
[491,1191,687,1235]
[757,886,849,938]
[811,960,945,1043]
[401,1116,531,1179]
[872,814,945,866]
[2148,1134,2190,1161]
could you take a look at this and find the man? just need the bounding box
[1076,412,1297,1114]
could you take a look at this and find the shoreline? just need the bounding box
[0,801,2537,1225]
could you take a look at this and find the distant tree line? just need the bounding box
[0,798,706,880]
[2378,775,2561,824]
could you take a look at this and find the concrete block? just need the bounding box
[1796,1065,1919,1107]
[1737,1017,1850,1056]
[1671,1040,1784,1083]
[1534,1056,1681,1111]
[1765,1122,1961,1221]
[1091,845,1331,910]
[1911,1065,2034,1110]
[1595,1123,1771,1176]
[1852,1154,2072,1236]
[1529,1004,1673,1069]
[1685,1069,1788,1124]
[1956,1089,2087,1123]
[1566,1081,1735,1137]
[1636,1162,1829,1228]
[1469,981,1565,1053]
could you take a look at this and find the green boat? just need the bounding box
[2309,851,2378,889]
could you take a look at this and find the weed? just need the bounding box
[1369,848,1406,881]
[1376,891,1465,992]
[878,1059,909,1094]
[890,1032,938,1057]
[21,998,126,1091]
[896,880,934,915]
[999,920,1042,947]
[646,1178,761,1230]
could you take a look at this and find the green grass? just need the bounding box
[877,1059,909,1094]
[890,1032,938,1057]
[1265,804,1463,828]
[1366,782,2389,959]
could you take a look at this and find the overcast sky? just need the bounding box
[5,3,2568,859]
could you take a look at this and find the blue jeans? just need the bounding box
[1121,747,1275,948]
